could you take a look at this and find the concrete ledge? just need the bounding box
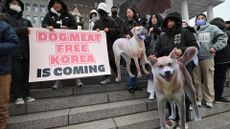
[69,99,147,124]
[9,103,26,116]
[7,109,69,129]
[108,89,148,102]
[54,118,117,129]
[114,111,160,129]
[27,93,108,113]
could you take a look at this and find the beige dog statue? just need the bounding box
[113,26,149,81]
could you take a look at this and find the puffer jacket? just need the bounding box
[42,0,77,29]
[2,0,32,59]
[0,21,19,75]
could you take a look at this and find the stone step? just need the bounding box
[30,80,147,99]
[52,96,230,129]
[7,99,157,129]
[9,89,149,116]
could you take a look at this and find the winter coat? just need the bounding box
[209,18,230,65]
[93,17,119,60]
[0,21,19,75]
[194,23,227,60]
[121,19,139,37]
[42,0,77,29]
[154,12,198,57]
[145,26,161,57]
[2,0,32,59]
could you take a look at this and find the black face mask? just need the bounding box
[111,11,118,16]
[98,9,107,19]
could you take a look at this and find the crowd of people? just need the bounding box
[0,0,230,129]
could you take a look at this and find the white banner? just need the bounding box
[29,28,111,82]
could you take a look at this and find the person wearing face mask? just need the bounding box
[1,0,36,105]
[93,2,119,85]
[111,6,123,31]
[69,7,84,30]
[88,9,98,30]
[192,14,227,108]
[42,0,80,89]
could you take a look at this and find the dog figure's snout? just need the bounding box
[165,71,171,76]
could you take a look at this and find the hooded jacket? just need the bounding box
[0,21,19,75]
[154,12,198,57]
[2,0,32,59]
[210,18,230,65]
[42,0,77,29]
[194,23,227,60]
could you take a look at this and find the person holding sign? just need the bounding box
[2,0,35,105]
[93,2,120,85]
[42,0,85,89]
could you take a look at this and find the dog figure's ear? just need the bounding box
[169,47,180,59]
[148,55,158,66]
[131,26,137,35]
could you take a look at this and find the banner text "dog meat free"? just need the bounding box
[29,28,111,82]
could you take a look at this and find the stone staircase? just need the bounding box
[7,76,230,129]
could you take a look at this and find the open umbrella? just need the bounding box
[137,0,171,14]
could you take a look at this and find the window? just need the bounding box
[26,15,31,21]
[40,5,45,13]
[33,4,38,12]
[25,3,31,11]
[33,16,39,25]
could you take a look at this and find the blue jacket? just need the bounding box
[0,21,19,75]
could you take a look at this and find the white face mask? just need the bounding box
[9,3,22,13]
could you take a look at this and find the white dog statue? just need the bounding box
[113,26,149,81]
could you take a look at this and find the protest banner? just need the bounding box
[29,28,111,82]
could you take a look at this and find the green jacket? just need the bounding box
[194,23,227,60]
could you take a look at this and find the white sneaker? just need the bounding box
[206,102,213,108]
[100,77,111,85]
[148,92,155,100]
[197,101,202,107]
[175,123,189,129]
[52,81,63,89]
[75,78,83,87]
[189,106,193,111]
[26,96,35,102]
[15,98,25,105]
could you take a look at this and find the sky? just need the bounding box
[189,0,230,25]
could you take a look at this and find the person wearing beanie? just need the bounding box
[151,12,199,129]
[1,0,36,105]
[193,14,227,108]
[209,17,230,103]
[42,0,83,89]
[93,2,120,85]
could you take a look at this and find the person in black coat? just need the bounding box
[151,12,199,128]
[2,0,35,105]
[120,7,143,94]
[144,13,163,100]
[42,0,83,89]
[210,17,230,103]
[93,2,120,85]
[0,20,19,129]
[42,0,77,30]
